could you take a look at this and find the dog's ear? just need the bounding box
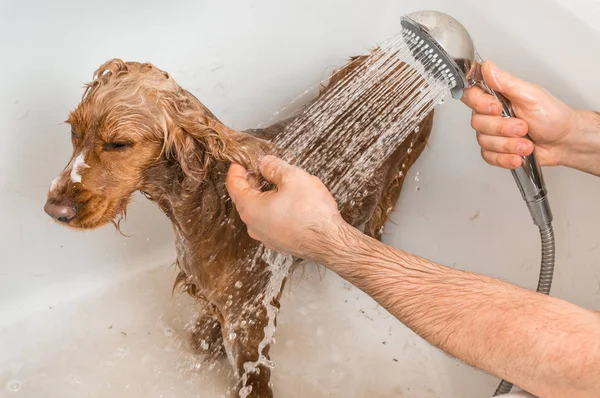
[160,90,265,186]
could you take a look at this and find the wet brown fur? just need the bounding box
[45,54,434,397]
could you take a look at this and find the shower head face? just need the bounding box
[401,10,477,99]
[401,11,552,228]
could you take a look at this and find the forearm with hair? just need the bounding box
[560,110,600,176]
[313,223,600,398]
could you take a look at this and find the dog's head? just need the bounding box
[44,59,259,229]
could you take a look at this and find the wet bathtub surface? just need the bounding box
[0,264,451,398]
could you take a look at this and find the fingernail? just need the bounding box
[514,124,525,136]
[489,103,500,115]
[517,142,530,154]
[513,156,522,168]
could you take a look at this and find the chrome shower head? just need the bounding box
[400,10,552,229]
[400,10,478,100]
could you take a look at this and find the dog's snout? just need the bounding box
[44,200,77,223]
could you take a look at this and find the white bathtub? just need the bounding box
[1,0,599,397]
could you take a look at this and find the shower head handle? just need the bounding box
[475,68,552,226]
[401,10,553,227]
[469,56,552,226]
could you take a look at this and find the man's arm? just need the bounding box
[313,221,600,398]
[227,156,600,398]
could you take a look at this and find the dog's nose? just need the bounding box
[44,200,77,223]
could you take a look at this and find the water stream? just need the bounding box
[239,29,452,396]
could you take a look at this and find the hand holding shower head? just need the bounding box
[399,11,556,396]
[400,10,552,229]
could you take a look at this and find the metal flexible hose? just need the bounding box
[536,226,556,295]
[493,224,555,396]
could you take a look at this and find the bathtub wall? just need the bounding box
[555,0,600,33]
[1,0,599,395]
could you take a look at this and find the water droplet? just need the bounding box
[5,380,22,393]
[414,172,421,182]
[299,307,308,316]
[415,126,420,132]
[226,300,233,307]
[66,375,81,385]
[228,332,237,341]
[416,186,421,191]
[239,386,253,397]
[200,340,209,350]
[439,99,445,104]
[234,281,243,289]
[407,148,412,154]
[116,346,129,358]
[9,363,22,372]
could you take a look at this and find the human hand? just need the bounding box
[226,155,345,261]
[462,61,579,169]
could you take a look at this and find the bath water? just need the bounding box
[238,29,451,396]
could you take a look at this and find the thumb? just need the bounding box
[483,61,533,101]
[260,155,294,186]
[226,163,260,205]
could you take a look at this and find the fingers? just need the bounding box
[260,155,294,185]
[226,163,260,205]
[471,113,529,138]
[481,149,523,169]
[472,112,533,169]
[476,132,534,157]
[462,86,502,116]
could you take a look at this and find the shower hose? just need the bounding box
[493,224,556,396]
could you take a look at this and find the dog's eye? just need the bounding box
[103,142,132,151]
